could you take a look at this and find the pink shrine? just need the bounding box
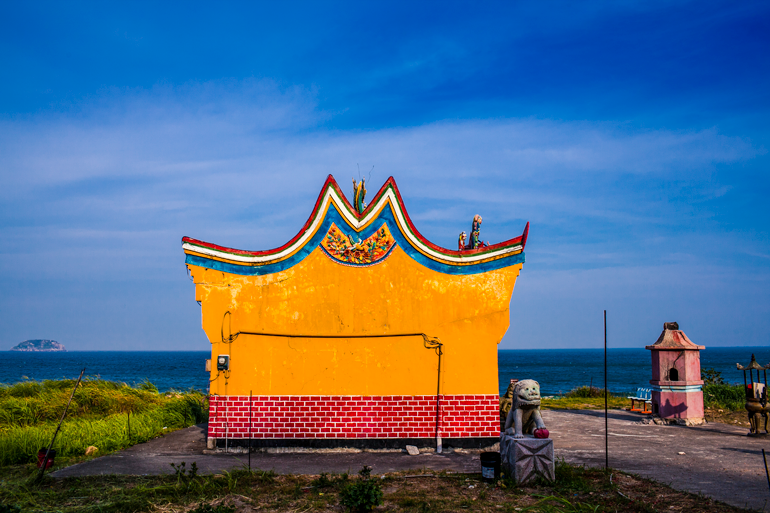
[645,322,705,425]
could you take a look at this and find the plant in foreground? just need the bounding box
[188,503,235,513]
[339,465,384,512]
[311,471,349,490]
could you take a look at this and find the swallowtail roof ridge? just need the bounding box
[182,175,528,275]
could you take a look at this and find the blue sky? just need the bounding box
[1,1,768,350]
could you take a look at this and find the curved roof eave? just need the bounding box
[182,175,528,275]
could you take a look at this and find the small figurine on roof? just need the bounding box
[352,178,367,214]
[470,214,488,249]
[458,231,467,251]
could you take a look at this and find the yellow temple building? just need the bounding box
[183,175,528,449]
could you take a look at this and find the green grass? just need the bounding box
[0,378,167,427]
[703,383,745,411]
[0,379,207,465]
[541,387,630,410]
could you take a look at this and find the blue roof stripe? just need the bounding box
[185,206,524,276]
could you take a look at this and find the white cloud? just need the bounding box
[0,78,766,349]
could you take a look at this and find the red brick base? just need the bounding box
[208,394,500,440]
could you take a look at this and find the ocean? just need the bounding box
[1,347,768,396]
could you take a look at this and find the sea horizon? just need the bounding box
[2,346,768,396]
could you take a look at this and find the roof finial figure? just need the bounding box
[458,231,467,251]
[470,214,488,249]
[352,177,367,214]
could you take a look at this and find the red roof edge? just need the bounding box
[182,175,529,259]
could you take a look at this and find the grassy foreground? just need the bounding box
[0,460,744,512]
[0,379,207,466]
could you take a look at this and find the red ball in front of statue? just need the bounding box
[534,428,549,439]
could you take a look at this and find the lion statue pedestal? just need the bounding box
[500,435,554,484]
[500,379,554,484]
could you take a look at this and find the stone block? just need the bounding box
[500,434,554,484]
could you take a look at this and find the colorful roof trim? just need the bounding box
[182,175,528,276]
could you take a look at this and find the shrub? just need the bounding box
[339,466,383,512]
[702,368,726,385]
[564,386,606,398]
[703,383,745,411]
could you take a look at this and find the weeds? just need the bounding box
[188,502,235,513]
[0,462,744,513]
[527,495,602,512]
[171,461,200,488]
[0,379,206,465]
[311,471,349,490]
[339,465,384,512]
[550,460,592,493]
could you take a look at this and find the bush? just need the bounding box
[564,386,606,398]
[702,368,726,385]
[703,383,745,411]
[339,466,383,512]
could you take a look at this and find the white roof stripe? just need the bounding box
[183,185,523,266]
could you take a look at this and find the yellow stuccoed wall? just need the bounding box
[190,245,522,398]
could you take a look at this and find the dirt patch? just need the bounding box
[132,467,747,512]
[705,407,753,429]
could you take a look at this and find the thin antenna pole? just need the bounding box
[248,390,252,472]
[38,368,85,481]
[604,310,608,471]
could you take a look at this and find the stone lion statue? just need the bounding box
[504,379,546,438]
[499,379,517,430]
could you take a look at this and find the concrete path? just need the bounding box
[50,424,480,478]
[52,411,770,511]
[544,409,770,512]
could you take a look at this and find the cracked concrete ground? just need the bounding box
[51,409,770,511]
[545,409,770,512]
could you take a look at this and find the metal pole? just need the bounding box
[127,410,131,442]
[604,310,608,471]
[435,343,443,453]
[248,390,252,472]
[37,368,85,481]
[763,449,770,494]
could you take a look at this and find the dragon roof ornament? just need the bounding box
[182,175,528,276]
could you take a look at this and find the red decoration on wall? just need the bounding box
[208,394,500,439]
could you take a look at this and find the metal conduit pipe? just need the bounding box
[217,312,444,450]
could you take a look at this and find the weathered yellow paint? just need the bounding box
[189,245,522,397]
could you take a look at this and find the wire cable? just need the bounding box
[217,311,444,446]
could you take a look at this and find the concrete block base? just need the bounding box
[500,434,554,484]
[640,416,704,426]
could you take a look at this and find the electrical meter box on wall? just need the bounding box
[183,175,529,449]
[216,355,229,371]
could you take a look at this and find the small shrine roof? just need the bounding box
[645,323,704,351]
[737,354,770,371]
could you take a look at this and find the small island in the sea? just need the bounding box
[10,339,66,352]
